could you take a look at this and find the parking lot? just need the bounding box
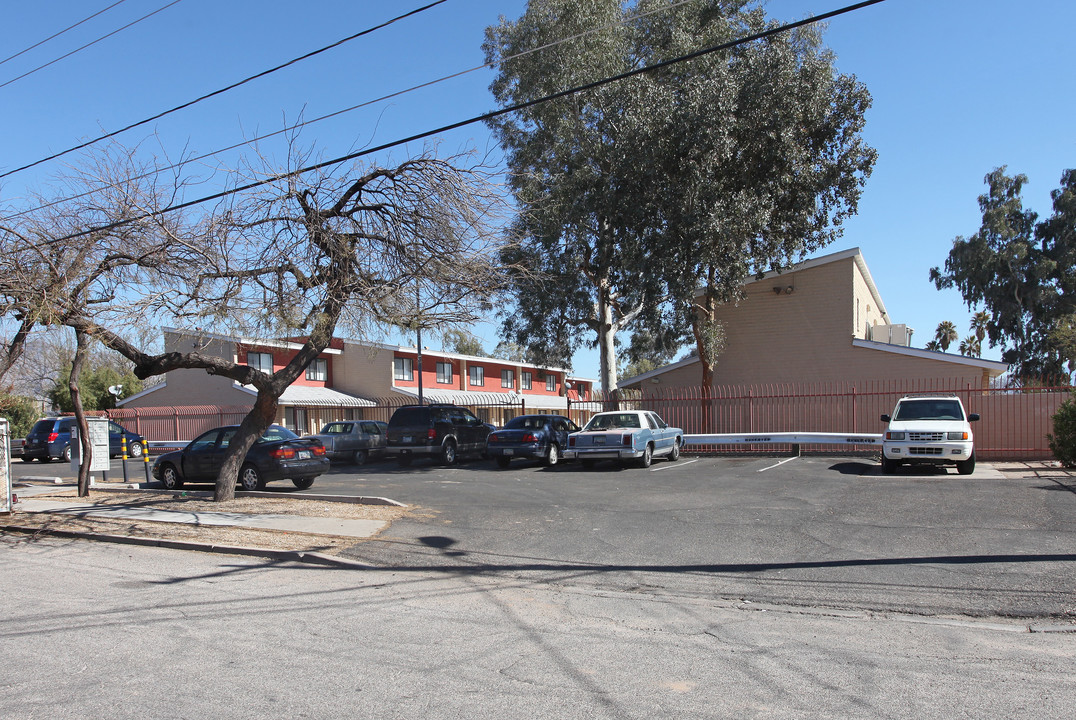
[308,453,1075,620]
[11,451,1076,619]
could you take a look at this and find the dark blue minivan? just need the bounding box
[22,417,144,463]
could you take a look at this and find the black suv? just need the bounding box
[386,404,492,466]
[22,416,144,463]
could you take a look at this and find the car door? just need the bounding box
[551,417,578,450]
[456,408,485,452]
[183,429,226,481]
[645,412,672,454]
[360,421,385,452]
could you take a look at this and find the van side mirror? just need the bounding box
[969,413,980,421]
[880,414,891,423]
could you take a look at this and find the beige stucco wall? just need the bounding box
[332,342,394,398]
[641,255,995,391]
[122,330,254,408]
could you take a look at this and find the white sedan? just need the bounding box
[565,410,683,468]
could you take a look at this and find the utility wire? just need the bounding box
[4,0,700,222]
[54,0,887,243]
[0,0,183,91]
[0,0,131,68]
[0,0,449,181]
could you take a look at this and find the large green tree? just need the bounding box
[486,0,875,393]
[931,168,1076,380]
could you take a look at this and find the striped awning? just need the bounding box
[391,387,568,410]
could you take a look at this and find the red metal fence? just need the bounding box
[567,380,1070,460]
[108,379,1071,460]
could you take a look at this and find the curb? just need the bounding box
[0,524,377,569]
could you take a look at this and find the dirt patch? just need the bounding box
[1,487,413,555]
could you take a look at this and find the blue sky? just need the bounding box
[2,0,1073,380]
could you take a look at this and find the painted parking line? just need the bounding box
[651,458,700,472]
[758,456,799,473]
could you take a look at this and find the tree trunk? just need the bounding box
[597,283,619,397]
[213,391,280,502]
[70,331,93,498]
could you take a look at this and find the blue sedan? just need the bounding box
[486,414,580,468]
[565,410,683,468]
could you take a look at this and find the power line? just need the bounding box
[54,0,887,243]
[0,0,131,68]
[0,0,449,181]
[1,0,701,222]
[0,0,183,91]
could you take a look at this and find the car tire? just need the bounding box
[496,456,511,468]
[128,441,144,458]
[239,464,266,491]
[668,440,680,462]
[159,463,183,490]
[61,445,72,463]
[292,477,315,490]
[545,444,559,467]
[353,449,368,466]
[638,444,653,468]
[441,440,457,465]
[881,457,899,474]
[957,453,976,476]
[21,457,34,462]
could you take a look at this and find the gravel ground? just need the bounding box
[1,487,414,555]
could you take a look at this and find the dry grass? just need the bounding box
[2,487,413,555]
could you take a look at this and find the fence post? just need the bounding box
[851,386,857,433]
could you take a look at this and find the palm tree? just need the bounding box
[959,335,981,357]
[925,339,943,352]
[935,321,958,352]
[970,310,990,343]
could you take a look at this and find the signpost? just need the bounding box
[71,417,111,483]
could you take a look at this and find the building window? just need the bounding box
[306,358,327,382]
[436,362,453,384]
[521,371,532,390]
[546,375,556,392]
[247,351,273,374]
[394,357,413,381]
[286,407,308,434]
[501,369,515,389]
[469,366,484,387]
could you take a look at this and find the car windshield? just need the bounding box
[322,423,353,435]
[893,400,964,421]
[504,416,545,430]
[584,413,641,431]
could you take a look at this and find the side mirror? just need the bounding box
[880,414,891,423]
[969,413,980,422]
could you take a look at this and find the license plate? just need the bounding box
[297,450,311,459]
[402,436,412,443]
[594,436,606,445]
[504,449,514,456]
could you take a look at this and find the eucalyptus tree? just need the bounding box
[931,167,1076,380]
[486,0,875,393]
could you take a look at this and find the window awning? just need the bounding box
[237,383,377,407]
[391,387,568,410]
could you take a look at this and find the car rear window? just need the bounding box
[389,407,431,426]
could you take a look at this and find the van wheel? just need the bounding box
[128,441,144,458]
[882,457,899,474]
[61,445,72,463]
[957,453,976,475]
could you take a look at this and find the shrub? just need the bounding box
[1048,392,1076,466]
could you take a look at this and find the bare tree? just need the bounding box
[4,142,513,501]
